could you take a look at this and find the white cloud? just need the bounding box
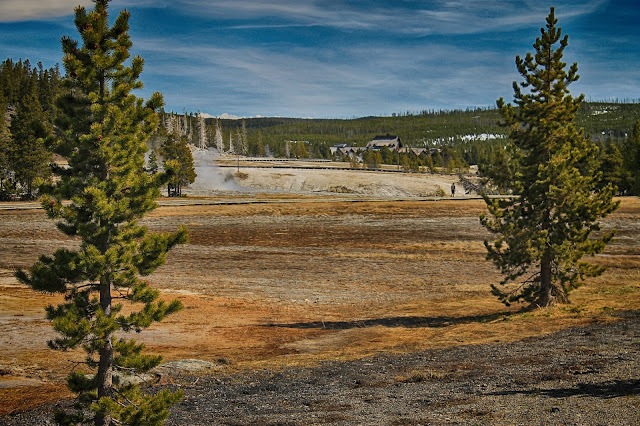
[136,35,516,117]
[172,0,608,35]
[0,0,92,22]
[0,0,170,22]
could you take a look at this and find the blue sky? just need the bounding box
[0,0,638,118]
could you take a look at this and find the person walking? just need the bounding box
[451,182,456,197]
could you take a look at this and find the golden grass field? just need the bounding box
[1,196,638,415]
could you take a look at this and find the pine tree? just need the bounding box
[256,130,265,157]
[16,1,186,424]
[234,128,243,155]
[622,121,640,195]
[240,119,248,155]
[8,75,51,199]
[480,7,619,308]
[0,102,11,193]
[147,150,159,175]
[598,137,625,193]
[161,131,196,197]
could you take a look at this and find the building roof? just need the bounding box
[366,134,402,150]
[372,133,399,141]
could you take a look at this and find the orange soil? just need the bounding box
[1,196,638,415]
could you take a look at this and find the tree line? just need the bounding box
[2,49,640,199]
[0,59,61,199]
[0,59,198,199]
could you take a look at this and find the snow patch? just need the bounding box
[217,113,240,120]
[216,113,264,120]
[460,133,502,141]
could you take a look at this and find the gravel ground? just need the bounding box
[3,311,639,425]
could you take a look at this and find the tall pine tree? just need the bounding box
[480,8,619,308]
[17,1,186,424]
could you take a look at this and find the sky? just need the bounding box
[0,0,638,118]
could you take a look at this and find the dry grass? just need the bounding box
[0,384,71,416]
[0,195,638,414]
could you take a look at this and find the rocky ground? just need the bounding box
[3,311,639,425]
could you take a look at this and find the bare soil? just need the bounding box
[190,154,469,197]
[0,194,638,424]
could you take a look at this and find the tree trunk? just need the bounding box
[537,254,554,307]
[95,277,113,426]
[535,253,568,307]
[96,74,113,426]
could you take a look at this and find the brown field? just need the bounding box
[1,196,639,415]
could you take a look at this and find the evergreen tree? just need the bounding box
[598,138,625,194]
[240,119,248,155]
[16,1,186,424]
[622,121,640,195]
[0,102,11,194]
[161,131,196,197]
[479,146,511,194]
[362,150,382,169]
[256,130,265,157]
[480,8,619,308]
[424,153,434,173]
[431,149,443,168]
[147,150,159,175]
[234,128,243,155]
[8,76,51,199]
[379,145,393,164]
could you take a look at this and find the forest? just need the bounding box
[1,56,640,200]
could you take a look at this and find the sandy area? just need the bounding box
[232,167,461,197]
[185,149,469,197]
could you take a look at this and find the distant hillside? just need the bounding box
[212,101,640,156]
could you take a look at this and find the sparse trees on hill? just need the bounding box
[16,1,186,424]
[480,8,619,308]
